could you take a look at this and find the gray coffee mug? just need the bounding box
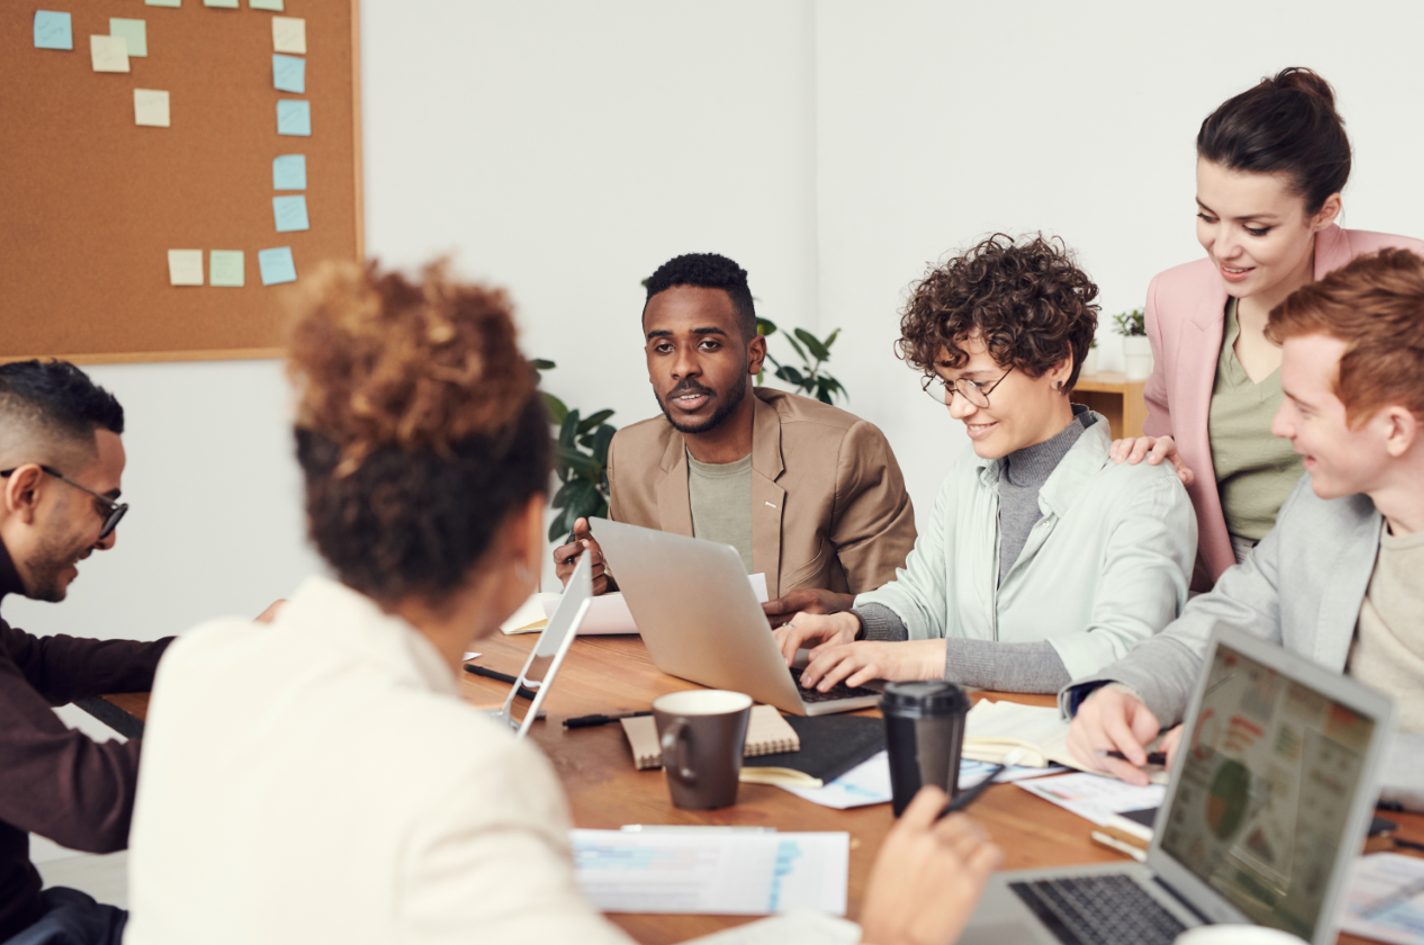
[652,690,753,810]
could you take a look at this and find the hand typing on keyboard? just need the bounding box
[796,639,948,692]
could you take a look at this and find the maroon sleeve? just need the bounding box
[2,621,171,705]
[0,622,154,851]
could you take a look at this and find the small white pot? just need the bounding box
[1122,335,1153,380]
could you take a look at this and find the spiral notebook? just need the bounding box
[622,705,799,770]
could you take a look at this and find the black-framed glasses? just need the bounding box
[0,465,128,540]
[922,367,1013,408]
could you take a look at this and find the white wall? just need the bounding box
[14,0,1424,653]
[813,0,1424,510]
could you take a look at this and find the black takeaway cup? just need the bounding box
[881,681,971,816]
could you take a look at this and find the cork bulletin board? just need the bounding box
[1,0,362,363]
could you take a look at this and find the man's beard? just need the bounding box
[657,380,747,435]
[24,531,80,602]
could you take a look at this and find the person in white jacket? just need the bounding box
[123,258,1001,945]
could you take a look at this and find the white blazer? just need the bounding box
[124,576,634,945]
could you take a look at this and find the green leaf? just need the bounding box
[822,328,840,350]
[775,365,806,386]
[794,328,830,362]
[531,358,557,372]
[577,409,614,434]
[783,333,808,363]
[541,391,569,424]
[756,317,778,338]
[557,445,602,481]
[558,410,581,448]
[587,425,616,465]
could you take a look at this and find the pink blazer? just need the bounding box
[1143,224,1424,586]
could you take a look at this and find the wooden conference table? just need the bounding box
[88,633,1420,944]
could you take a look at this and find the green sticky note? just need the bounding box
[109,18,147,57]
[145,0,182,7]
[210,251,245,287]
[250,0,284,9]
[203,0,239,8]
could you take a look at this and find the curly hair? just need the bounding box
[643,252,756,339]
[286,258,550,607]
[897,234,1099,391]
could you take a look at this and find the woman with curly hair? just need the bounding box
[775,235,1198,694]
[1113,68,1424,585]
[122,259,1001,945]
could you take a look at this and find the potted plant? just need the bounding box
[1112,309,1151,380]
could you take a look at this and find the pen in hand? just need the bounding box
[937,765,1003,819]
[1100,750,1168,766]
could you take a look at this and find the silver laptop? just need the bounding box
[590,517,879,716]
[960,626,1396,945]
[492,553,593,738]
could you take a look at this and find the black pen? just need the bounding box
[937,764,1004,819]
[1103,750,1168,766]
[563,710,652,729]
[463,663,538,701]
[561,530,579,566]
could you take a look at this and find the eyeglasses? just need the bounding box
[0,464,129,540]
[922,367,1013,408]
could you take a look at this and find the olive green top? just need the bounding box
[1208,298,1303,541]
[686,451,755,571]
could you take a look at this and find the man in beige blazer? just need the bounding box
[554,253,915,621]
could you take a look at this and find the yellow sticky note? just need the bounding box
[134,89,170,127]
[90,34,130,73]
[271,16,305,54]
[168,250,203,286]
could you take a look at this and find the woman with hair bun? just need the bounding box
[121,259,1000,945]
[1114,67,1424,584]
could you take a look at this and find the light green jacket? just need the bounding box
[854,418,1197,679]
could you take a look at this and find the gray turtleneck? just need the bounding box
[852,409,1096,693]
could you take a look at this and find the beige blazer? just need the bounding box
[1142,225,1424,584]
[607,388,915,598]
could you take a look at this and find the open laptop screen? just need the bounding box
[1158,641,1379,940]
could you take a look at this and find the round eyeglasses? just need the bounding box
[921,367,1013,408]
[0,465,128,540]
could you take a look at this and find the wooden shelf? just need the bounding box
[1074,371,1147,439]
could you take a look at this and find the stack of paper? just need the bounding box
[572,829,848,916]
[964,699,1075,767]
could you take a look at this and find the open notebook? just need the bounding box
[965,700,1169,783]
[622,704,799,770]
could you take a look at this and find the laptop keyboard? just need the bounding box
[1009,874,1187,945]
[788,665,878,704]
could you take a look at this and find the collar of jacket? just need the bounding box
[974,410,1112,519]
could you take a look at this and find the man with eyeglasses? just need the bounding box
[0,360,167,945]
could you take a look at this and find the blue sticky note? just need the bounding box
[272,54,305,93]
[272,154,306,190]
[258,247,296,285]
[34,11,73,50]
[273,195,309,233]
[276,99,310,137]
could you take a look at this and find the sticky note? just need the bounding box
[134,89,170,127]
[276,99,310,136]
[272,154,306,190]
[273,195,309,233]
[258,247,296,285]
[271,16,305,54]
[204,0,239,7]
[272,54,305,94]
[168,250,203,286]
[109,18,147,57]
[250,0,283,9]
[90,34,130,73]
[145,0,181,7]
[209,251,245,287]
[34,11,73,50]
